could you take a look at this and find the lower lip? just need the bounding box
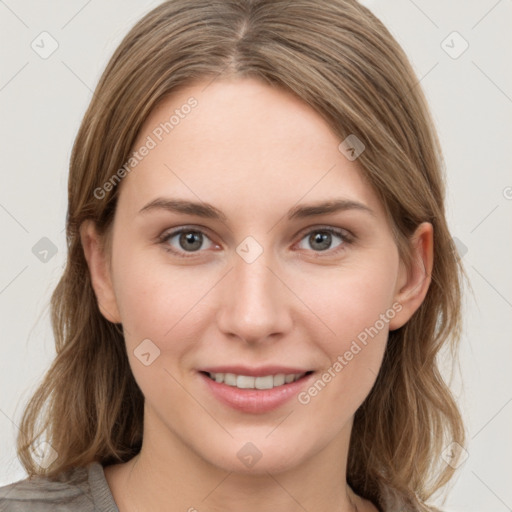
[199,372,315,414]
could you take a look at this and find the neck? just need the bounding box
[117,456,359,512]
[104,406,372,512]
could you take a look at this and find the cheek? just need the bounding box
[114,245,212,332]
[110,253,212,405]
[304,259,398,345]
[298,259,398,402]
[111,249,212,348]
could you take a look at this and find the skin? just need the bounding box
[81,77,433,512]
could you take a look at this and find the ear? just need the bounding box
[80,220,122,324]
[388,222,434,331]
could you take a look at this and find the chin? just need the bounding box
[198,434,311,475]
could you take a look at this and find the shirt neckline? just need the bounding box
[87,461,120,512]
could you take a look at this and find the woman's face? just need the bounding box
[85,77,429,474]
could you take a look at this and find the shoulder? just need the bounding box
[0,461,117,512]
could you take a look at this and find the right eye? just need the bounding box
[158,227,218,258]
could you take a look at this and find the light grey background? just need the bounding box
[1,1,511,511]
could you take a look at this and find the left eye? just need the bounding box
[296,228,348,253]
[159,227,351,257]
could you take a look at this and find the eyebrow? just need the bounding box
[138,197,375,221]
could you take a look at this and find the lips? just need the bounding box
[198,367,316,414]
[198,365,313,377]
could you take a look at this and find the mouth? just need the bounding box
[198,369,316,414]
[200,370,314,390]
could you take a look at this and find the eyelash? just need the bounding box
[157,225,354,259]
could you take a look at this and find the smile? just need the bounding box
[199,370,316,414]
[205,371,312,390]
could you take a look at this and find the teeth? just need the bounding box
[237,375,256,388]
[224,373,237,386]
[207,372,307,389]
[273,374,285,386]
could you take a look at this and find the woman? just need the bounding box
[0,0,466,510]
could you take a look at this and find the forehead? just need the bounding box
[117,77,383,219]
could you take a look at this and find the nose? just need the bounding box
[216,247,293,345]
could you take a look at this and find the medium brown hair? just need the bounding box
[16,1,466,509]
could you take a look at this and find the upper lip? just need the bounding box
[199,366,313,377]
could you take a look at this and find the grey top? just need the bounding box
[0,462,119,512]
